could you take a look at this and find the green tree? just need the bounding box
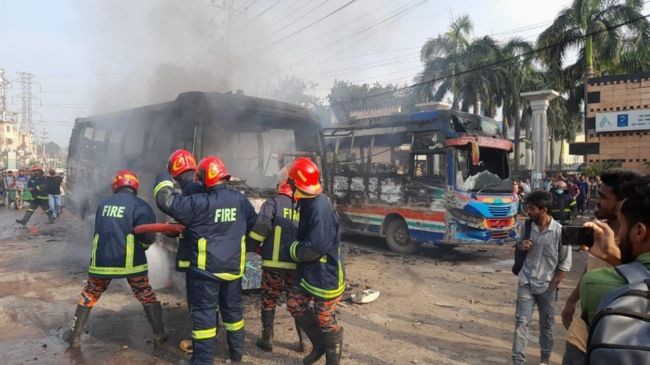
[270,75,323,111]
[537,0,649,87]
[498,39,546,169]
[547,96,582,170]
[417,14,473,109]
[327,80,414,123]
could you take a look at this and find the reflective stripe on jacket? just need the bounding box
[88,191,156,278]
[287,194,345,300]
[28,175,48,199]
[176,178,205,271]
[247,194,299,270]
[155,179,257,281]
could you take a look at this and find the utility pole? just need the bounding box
[17,72,34,135]
[211,0,238,59]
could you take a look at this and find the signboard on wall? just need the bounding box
[595,109,650,132]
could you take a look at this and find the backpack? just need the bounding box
[512,220,532,275]
[586,261,650,365]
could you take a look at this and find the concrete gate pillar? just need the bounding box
[520,90,559,190]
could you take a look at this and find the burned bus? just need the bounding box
[66,91,324,220]
[323,108,517,254]
[66,92,325,288]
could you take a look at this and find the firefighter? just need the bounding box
[247,166,305,353]
[167,149,204,354]
[16,165,54,225]
[284,157,346,365]
[64,170,165,348]
[551,180,576,225]
[167,149,204,270]
[153,156,257,364]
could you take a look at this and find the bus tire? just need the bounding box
[385,218,419,254]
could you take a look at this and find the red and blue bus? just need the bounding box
[324,108,517,254]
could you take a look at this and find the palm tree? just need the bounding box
[417,15,473,109]
[537,0,649,85]
[498,39,545,169]
[458,36,506,116]
[547,97,581,170]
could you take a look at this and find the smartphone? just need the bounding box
[561,226,594,247]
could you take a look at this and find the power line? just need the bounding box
[331,13,650,107]
[258,0,361,51]
[262,0,323,34]
[250,0,283,20]
[300,5,649,93]
[38,73,125,80]
[243,0,261,10]
[279,0,427,64]
[273,0,404,58]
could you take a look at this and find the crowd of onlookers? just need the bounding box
[514,173,602,223]
[0,167,65,218]
[512,168,650,365]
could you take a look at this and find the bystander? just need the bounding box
[561,169,642,365]
[512,190,572,365]
[46,169,63,219]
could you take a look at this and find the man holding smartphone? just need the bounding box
[512,190,572,365]
[579,176,650,350]
[561,169,642,365]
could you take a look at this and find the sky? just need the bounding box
[0,0,638,147]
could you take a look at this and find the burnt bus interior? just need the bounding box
[323,109,510,207]
[67,92,323,220]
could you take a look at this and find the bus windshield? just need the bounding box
[454,146,512,193]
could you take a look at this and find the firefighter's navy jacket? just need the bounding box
[28,175,48,200]
[551,191,576,224]
[154,175,257,281]
[247,194,299,270]
[88,191,157,278]
[287,194,346,300]
[175,177,205,271]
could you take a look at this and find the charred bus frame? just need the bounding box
[67,91,325,222]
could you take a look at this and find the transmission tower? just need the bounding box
[17,72,34,135]
[0,69,8,119]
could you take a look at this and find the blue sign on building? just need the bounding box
[617,114,629,127]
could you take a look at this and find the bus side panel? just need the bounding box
[337,205,447,244]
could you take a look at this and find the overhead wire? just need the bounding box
[264,0,330,37]
[329,13,650,107]
[250,0,283,20]
[252,0,361,53]
[278,0,424,62]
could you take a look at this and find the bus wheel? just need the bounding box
[385,218,419,254]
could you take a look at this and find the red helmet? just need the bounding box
[196,156,230,188]
[288,157,322,196]
[167,149,197,178]
[112,169,140,193]
[277,180,294,197]
[31,165,43,172]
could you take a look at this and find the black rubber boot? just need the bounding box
[64,305,91,348]
[296,314,325,365]
[256,309,275,352]
[295,317,306,353]
[47,213,55,224]
[323,328,343,365]
[143,301,166,345]
[227,330,245,363]
[16,211,33,225]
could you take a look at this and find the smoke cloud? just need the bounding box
[76,0,283,113]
